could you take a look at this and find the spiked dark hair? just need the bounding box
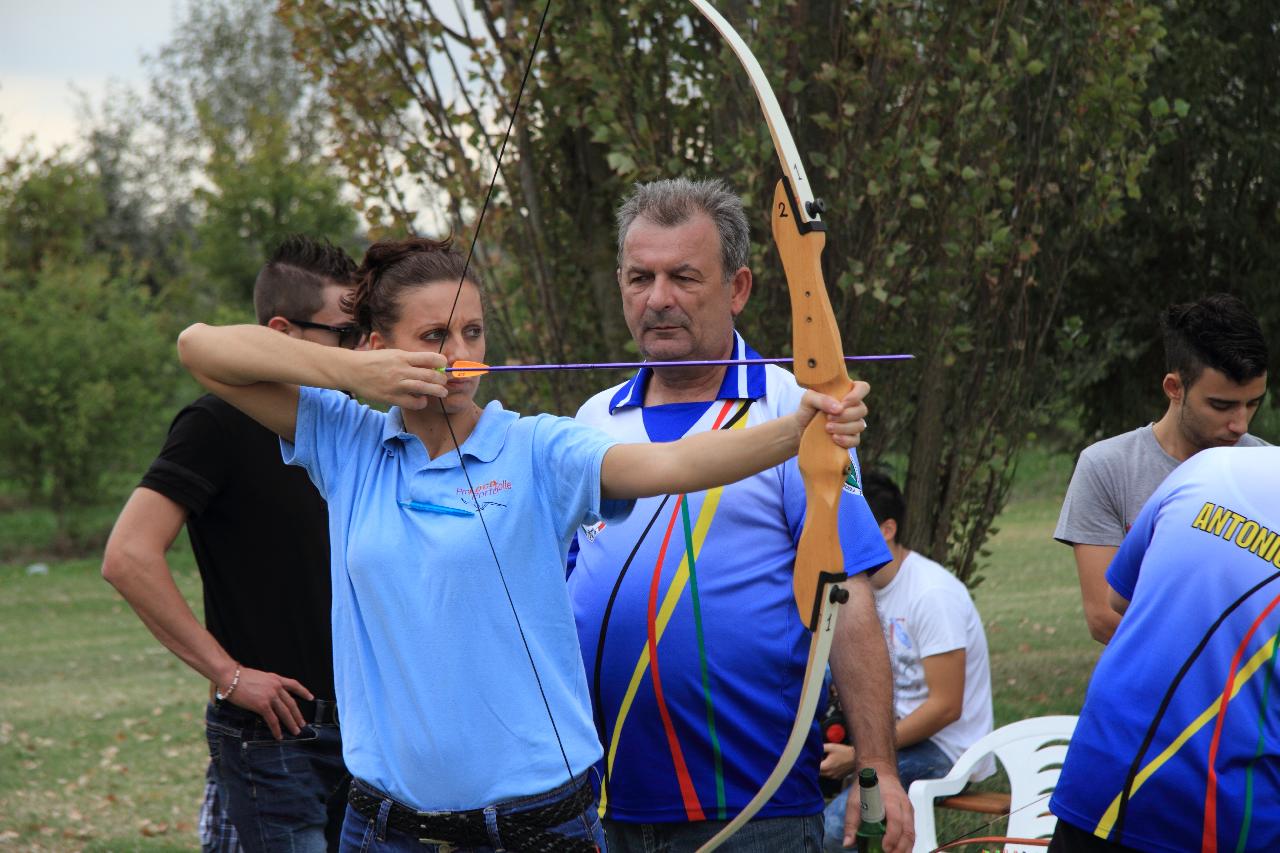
[253,235,359,325]
[1162,293,1268,388]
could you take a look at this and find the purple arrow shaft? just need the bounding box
[443,354,914,373]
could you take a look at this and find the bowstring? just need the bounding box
[433,0,593,841]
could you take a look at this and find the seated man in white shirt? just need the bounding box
[822,471,994,851]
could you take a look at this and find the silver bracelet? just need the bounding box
[215,666,241,703]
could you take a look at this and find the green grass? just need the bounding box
[978,448,1100,725]
[929,447,1099,851]
[0,472,142,563]
[0,545,208,852]
[0,449,1096,851]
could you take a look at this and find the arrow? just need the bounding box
[441,353,914,377]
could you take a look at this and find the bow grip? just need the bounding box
[773,177,853,629]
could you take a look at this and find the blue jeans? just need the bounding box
[206,700,350,853]
[339,775,607,852]
[604,814,823,852]
[199,762,242,852]
[822,739,952,852]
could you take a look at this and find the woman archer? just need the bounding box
[177,236,870,853]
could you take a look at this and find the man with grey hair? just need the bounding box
[568,178,912,852]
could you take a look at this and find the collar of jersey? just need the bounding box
[608,330,766,413]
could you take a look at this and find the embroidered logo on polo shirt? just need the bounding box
[457,479,513,512]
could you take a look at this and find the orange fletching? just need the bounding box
[448,360,490,378]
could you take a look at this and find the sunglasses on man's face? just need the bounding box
[287,318,362,349]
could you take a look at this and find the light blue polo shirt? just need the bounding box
[283,386,630,810]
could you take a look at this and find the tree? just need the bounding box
[1065,0,1280,439]
[0,146,106,275]
[77,86,197,290]
[144,0,332,184]
[284,0,1166,585]
[0,2,365,550]
[193,102,359,302]
[283,0,644,415]
[0,260,178,547]
[0,152,180,544]
[763,0,1168,582]
[79,0,362,305]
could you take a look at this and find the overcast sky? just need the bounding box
[0,0,177,154]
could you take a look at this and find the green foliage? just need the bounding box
[72,0,362,309]
[192,103,359,303]
[285,0,1167,585]
[735,1,1167,585]
[0,259,179,543]
[1248,400,1280,445]
[0,1,362,556]
[145,0,332,177]
[80,87,197,291]
[144,0,364,301]
[143,0,362,304]
[0,150,184,544]
[1066,0,1280,436]
[0,149,107,273]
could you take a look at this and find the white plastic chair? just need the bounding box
[909,715,1078,853]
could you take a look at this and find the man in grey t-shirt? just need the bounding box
[1055,294,1269,644]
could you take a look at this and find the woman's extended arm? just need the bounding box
[601,381,870,500]
[177,323,448,441]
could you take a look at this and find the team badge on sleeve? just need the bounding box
[843,450,863,496]
[581,519,607,543]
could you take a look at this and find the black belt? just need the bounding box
[348,778,596,852]
[296,698,339,726]
[210,697,338,727]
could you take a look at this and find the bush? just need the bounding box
[0,259,180,545]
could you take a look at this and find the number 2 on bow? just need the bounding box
[689,1,855,850]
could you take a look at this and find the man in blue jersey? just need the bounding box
[568,178,911,853]
[1049,446,1280,852]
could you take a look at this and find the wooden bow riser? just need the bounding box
[772,178,852,629]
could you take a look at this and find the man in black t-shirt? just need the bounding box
[103,236,360,853]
